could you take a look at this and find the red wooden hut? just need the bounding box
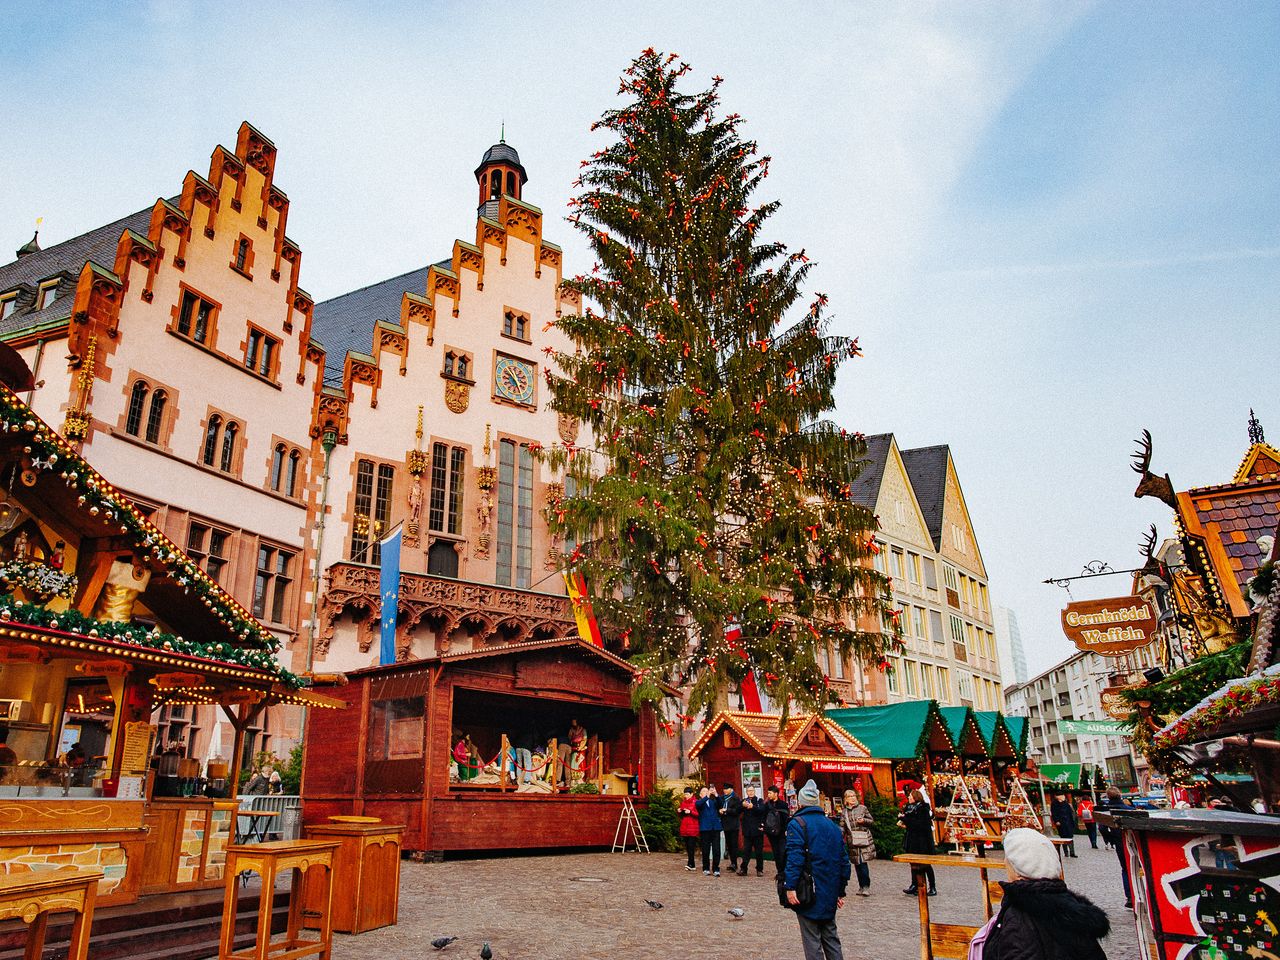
[688,711,890,806]
[300,636,659,856]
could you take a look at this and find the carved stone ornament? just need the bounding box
[445,380,470,414]
[557,414,579,445]
[476,465,497,492]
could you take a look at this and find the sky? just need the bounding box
[2,1,1276,677]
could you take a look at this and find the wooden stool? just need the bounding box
[219,840,339,960]
[0,868,103,960]
[302,823,403,933]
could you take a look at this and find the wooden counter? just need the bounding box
[139,798,238,894]
[0,798,146,906]
[302,822,403,933]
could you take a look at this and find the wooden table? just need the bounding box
[302,822,404,934]
[894,853,1006,960]
[236,809,280,844]
[0,869,103,960]
[219,840,339,960]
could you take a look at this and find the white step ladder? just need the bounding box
[611,796,650,853]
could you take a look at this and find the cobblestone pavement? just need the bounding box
[333,839,1139,960]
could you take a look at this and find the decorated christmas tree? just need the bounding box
[1001,777,1043,832]
[940,773,990,844]
[542,50,900,716]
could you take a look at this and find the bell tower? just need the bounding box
[474,134,528,220]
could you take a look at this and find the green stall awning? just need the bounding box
[1003,716,1029,761]
[825,700,954,760]
[937,706,989,757]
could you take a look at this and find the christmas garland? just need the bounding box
[1152,664,1280,751]
[0,387,279,656]
[0,558,77,600]
[0,590,300,684]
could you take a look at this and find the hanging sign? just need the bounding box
[1099,685,1134,720]
[1059,719,1128,736]
[810,759,874,774]
[1061,596,1158,655]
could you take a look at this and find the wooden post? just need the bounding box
[596,740,604,789]
[500,734,510,791]
[916,875,932,960]
[548,738,559,791]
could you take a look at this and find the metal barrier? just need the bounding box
[236,794,303,841]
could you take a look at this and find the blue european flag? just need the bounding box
[378,525,402,666]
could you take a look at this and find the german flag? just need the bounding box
[564,571,603,647]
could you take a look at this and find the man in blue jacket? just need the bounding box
[784,779,850,960]
[695,785,723,876]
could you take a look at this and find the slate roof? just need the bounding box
[0,207,153,339]
[474,141,528,183]
[310,264,440,387]
[849,433,892,510]
[1184,477,1280,609]
[900,445,950,549]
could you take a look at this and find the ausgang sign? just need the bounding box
[1061,596,1158,655]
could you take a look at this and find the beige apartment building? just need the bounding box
[848,434,1003,709]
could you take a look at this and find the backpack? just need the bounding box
[764,805,787,836]
[776,816,815,910]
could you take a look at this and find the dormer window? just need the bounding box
[502,310,530,342]
[0,293,16,321]
[36,280,58,310]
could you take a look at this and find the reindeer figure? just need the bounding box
[1138,523,1164,579]
[1131,429,1177,508]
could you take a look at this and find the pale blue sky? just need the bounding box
[2,1,1276,675]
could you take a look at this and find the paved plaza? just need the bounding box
[333,840,1139,960]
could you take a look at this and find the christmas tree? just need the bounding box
[542,50,900,717]
[1001,777,1043,832]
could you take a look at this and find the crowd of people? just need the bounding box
[671,779,1117,960]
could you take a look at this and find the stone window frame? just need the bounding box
[265,436,307,500]
[196,405,246,478]
[116,370,179,452]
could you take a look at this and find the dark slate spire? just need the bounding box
[15,231,40,258]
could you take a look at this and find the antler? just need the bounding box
[1139,523,1158,561]
[1131,429,1153,475]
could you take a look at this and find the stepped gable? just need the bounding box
[311,264,437,387]
[900,444,950,549]
[849,432,892,510]
[0,207,153,338]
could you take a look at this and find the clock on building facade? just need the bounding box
[494,354,535,405]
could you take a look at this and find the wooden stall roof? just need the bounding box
[825,700,955,761]
[937,706,990,758]
[0,383,294,683]
[687,711,887,765]
[973,710,1018,761]
[1002,715,1030,762]
[342,635,676,694]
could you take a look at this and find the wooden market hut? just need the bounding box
[1002,715,1030,766]
[300,636,661,856]
[0,381,335,907]
[687,711,888,807]
[824,700,955,801]
[973,710,1022,799]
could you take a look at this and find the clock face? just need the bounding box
[494,355,535,405]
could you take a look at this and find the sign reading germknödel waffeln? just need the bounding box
[1060,596,1158,655]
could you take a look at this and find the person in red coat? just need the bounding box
[677,786,701,871]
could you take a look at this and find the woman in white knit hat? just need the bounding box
[969,828,1110,959]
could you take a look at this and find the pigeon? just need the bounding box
[431,937,458,950]
[480,944,493,960]
[727,907,746,919]
[645,900,664,910]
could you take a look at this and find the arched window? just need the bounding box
[202,415,221,466]
[220,421,238,473]
[490,169,502,200]
[456,355,469,379]
[270,444,285,490]
[506,171,516,197]
[286,450,300,497]
[125,381,148,436]
[444,352,455,376]
[427,540,459,578]
[235,238,249,272]
[145,390,166,444]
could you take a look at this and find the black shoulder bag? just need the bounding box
[777,816,816,910]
